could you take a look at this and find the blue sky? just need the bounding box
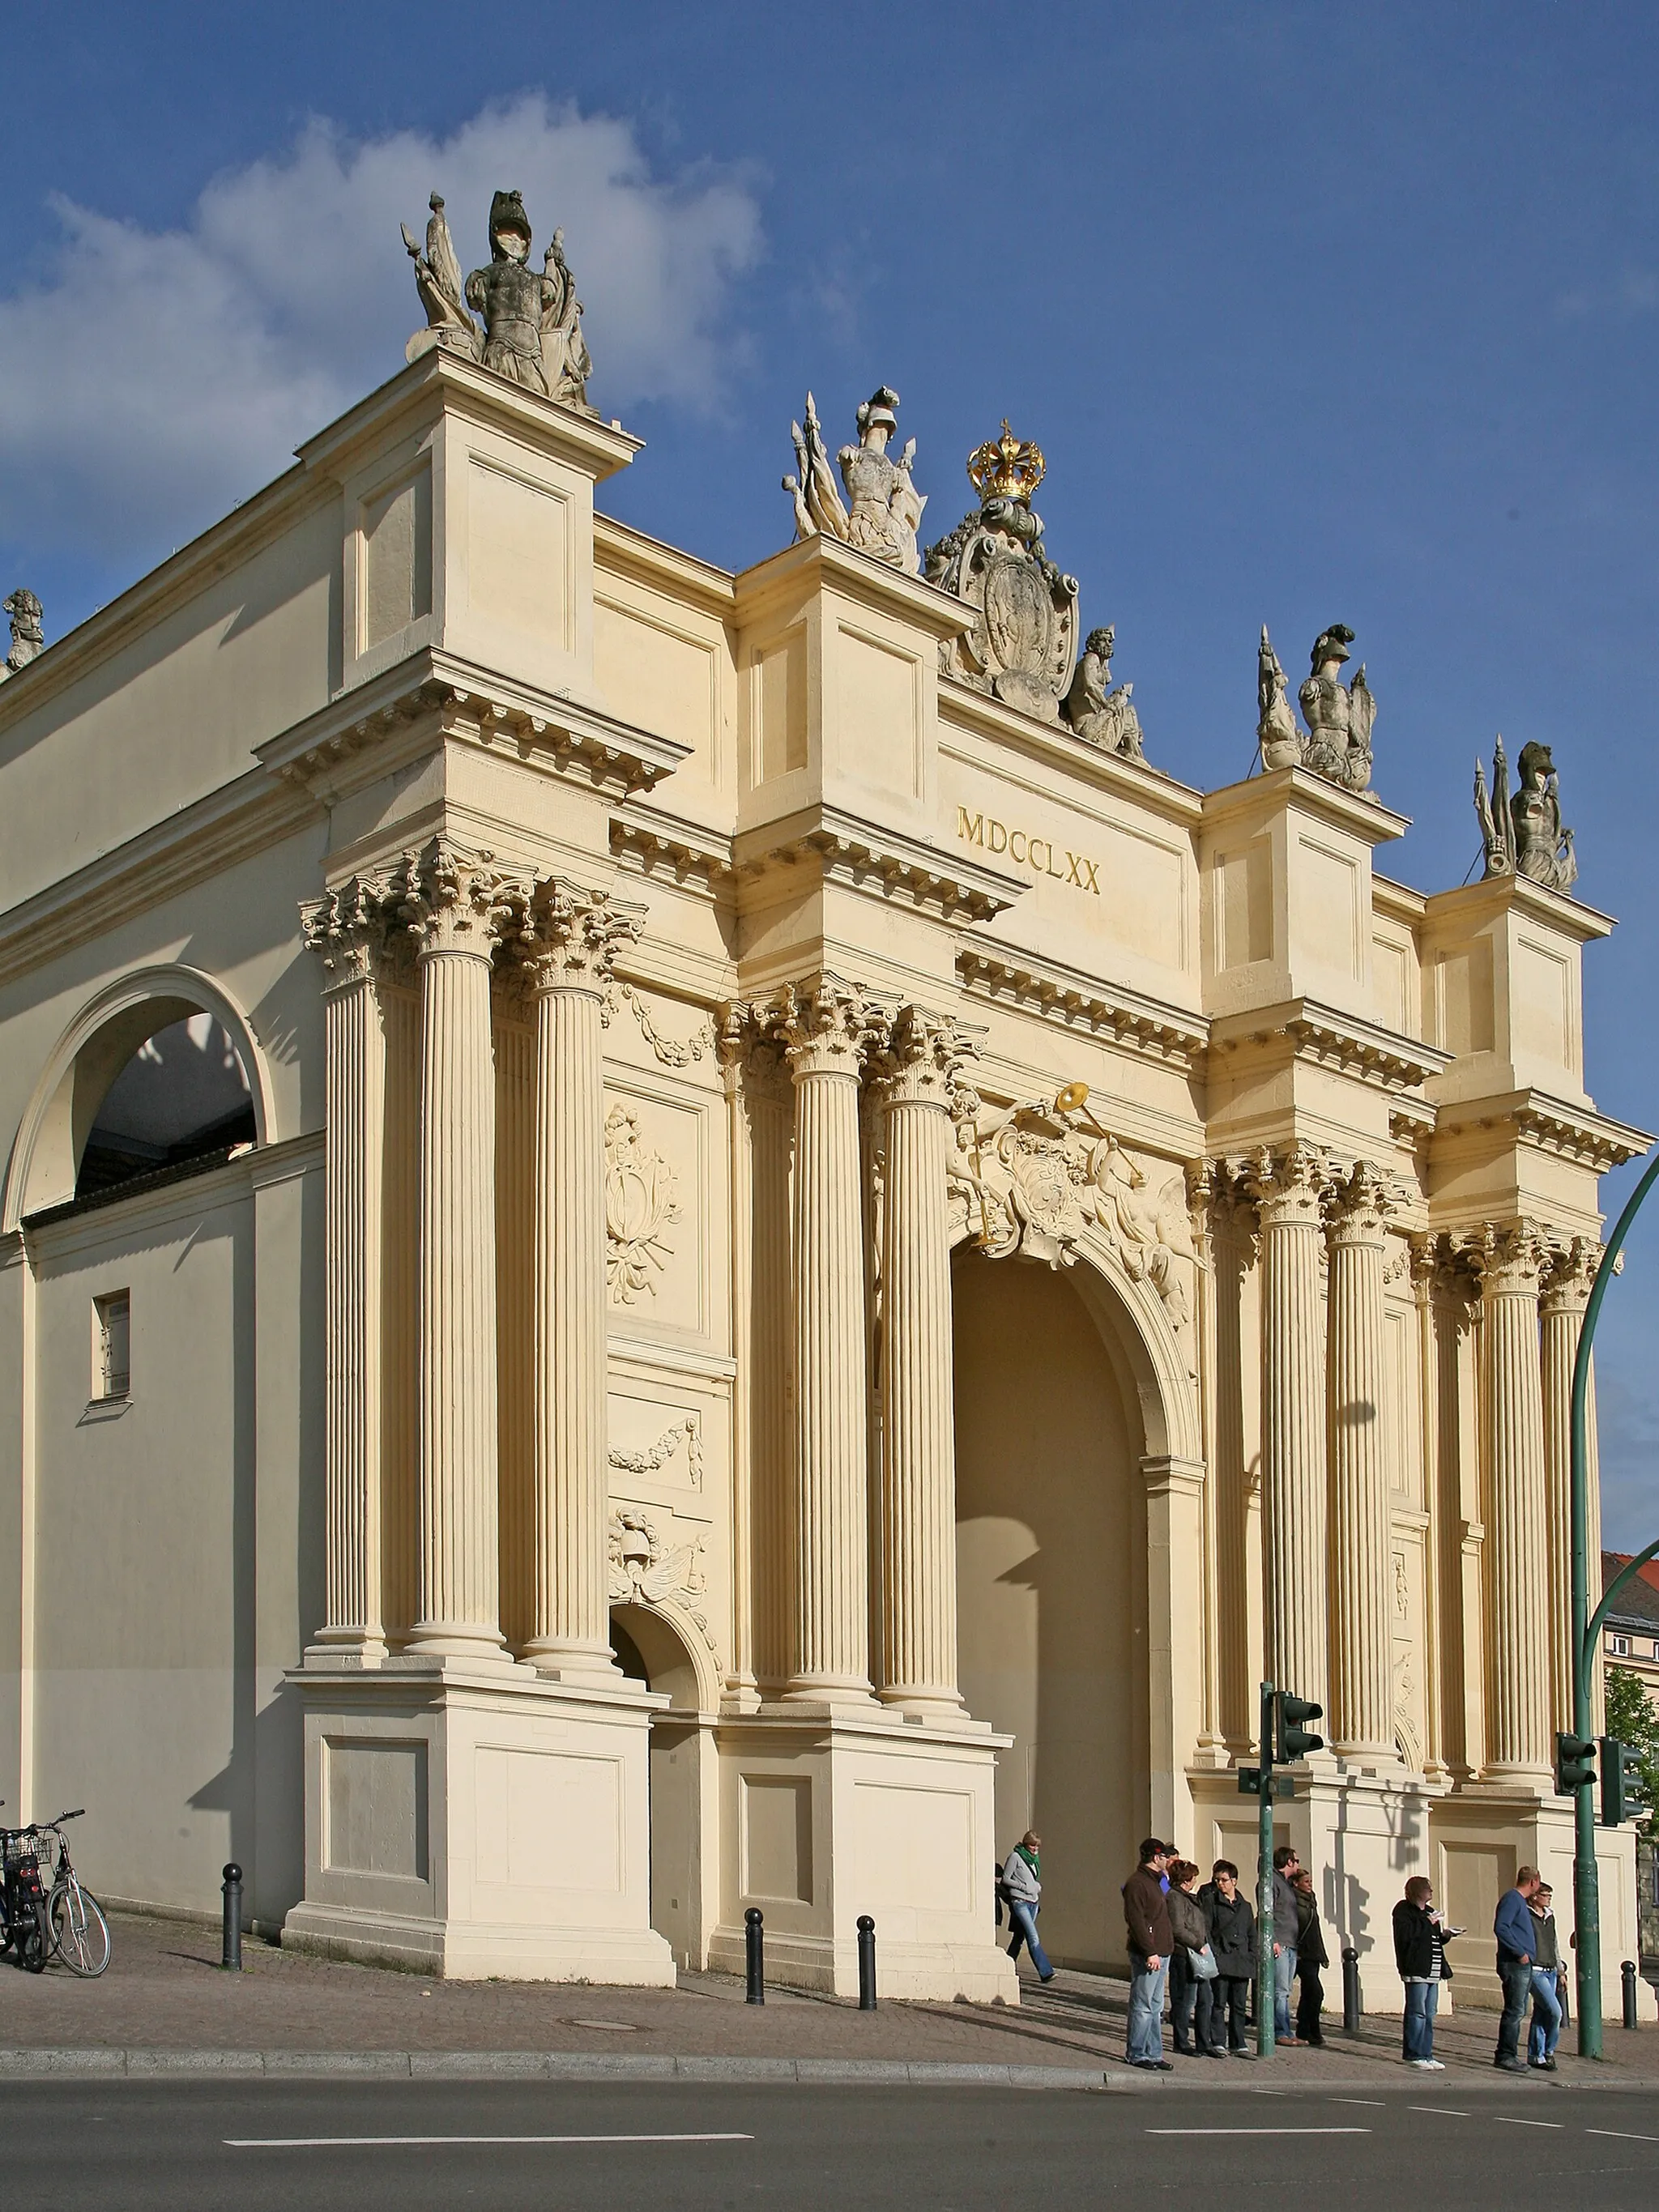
[3,2,1657,1542]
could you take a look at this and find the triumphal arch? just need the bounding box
[0,190,1642,2006]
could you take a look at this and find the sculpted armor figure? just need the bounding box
[1476,735,1577,890]
[784,386,926,575]
[401,187,592,407]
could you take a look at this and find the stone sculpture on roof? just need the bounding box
[784,387,926,576]
[401,187,592,409]
[1060,625,1145,761]
[1474,734,1577,891]
[925,422,1079,721]
[0,588,43,682]
[1256,622,1376,794]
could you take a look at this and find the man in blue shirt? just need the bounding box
[1493,1865,1542,2071]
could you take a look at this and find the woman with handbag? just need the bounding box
[1166,1858,1214,2056]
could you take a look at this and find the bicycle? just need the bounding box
[0,1822,50,1974]
[39,1811,110,1978]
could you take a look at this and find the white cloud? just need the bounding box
[0,96,763,565]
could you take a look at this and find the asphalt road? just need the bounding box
[8,2078,1659,2209]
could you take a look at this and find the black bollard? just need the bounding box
[857,1915,877,2011]
[744,1907,765,2005]
[1623,1958,1639,2030]
[221,1862,243,1972]
[1341,1945,1361,2033]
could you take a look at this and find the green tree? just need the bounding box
[1604,1667,1659,1828]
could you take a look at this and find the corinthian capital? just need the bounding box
[1469,1218,1551,1296]
[395,838,525,959]
[1324,1159,1394,1246]
[766,973,876,1080]
[300,872,396,988]
[1244,1140,1327,1229]
[521,880,646,995]
[1540,1235,1605,1316]
[870,1004,975,1109]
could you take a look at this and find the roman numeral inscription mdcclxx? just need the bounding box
[954,805,1102,894]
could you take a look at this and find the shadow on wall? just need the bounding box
[952,1247,1148,1973]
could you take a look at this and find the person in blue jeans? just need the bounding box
[1271,1844,1303,2043]
[1001,1831,1054,1983]
[1494,1866,1542,2071]
[1392,1873,1452,2068]
[1123,1838,1175,2070]
[1527,1882,1563,2069]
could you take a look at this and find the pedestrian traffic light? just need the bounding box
[1599,1737,1649,1825]
[1276,1691,1324,1762]
[1555,1731,1597,1795]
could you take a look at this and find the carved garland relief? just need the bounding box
[604,1103,682,1303]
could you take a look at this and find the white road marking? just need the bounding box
[1327,2099,1385,2107]
[1145,2128,1368,2136]
[224,2133,753,2150]
[1494,2118,1562,2129]
[1587,2129,1659,2144]
[1408,2107,1471,2116]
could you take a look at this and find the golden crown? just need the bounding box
[966,420,1046,504]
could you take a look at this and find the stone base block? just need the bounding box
[710,1706,1018,2005]
[282,1657,675,1987]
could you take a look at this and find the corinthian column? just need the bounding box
[302,876,392,1656]
[772,975,875,1703]
[403,842,513,1659]
[1325,1163,1394,1756]
[1477,1221,1551,1778]
[1248,1144,1328,1716]
[873,1007,966,1715]
[1541,1240,1597,1740]
[522,882,643,1674]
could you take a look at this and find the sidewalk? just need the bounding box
[1,1912,1655,2089]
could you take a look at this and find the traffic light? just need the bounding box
[1555,1731,1597,1795]
[1276,1691,1324,1762]
[1600,1737,1649,1826]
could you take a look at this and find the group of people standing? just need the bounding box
[1109,1837,1327,2067]
[1002,1832,1570,2075]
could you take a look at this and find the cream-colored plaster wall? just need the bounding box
[24,1155,321,1920]
[953,1249,1149,1972]
[0,500,339,914]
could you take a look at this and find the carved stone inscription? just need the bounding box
[954,805,1102,895]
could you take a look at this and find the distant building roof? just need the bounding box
[1603,1551,1659,1630]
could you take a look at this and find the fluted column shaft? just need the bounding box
[302,882,389,1653]
[1541,1244,1596,1741]
[1326,1166,1393,1756]
[876,1009,963,1715]
[1251,1145,1328,1715]
[776,977,873,1700]
[1480,1224,1551,1775]
[508,888,633,1667]
[521,886,643,1672]
[406,845,509,1656]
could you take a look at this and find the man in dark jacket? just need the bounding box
[1123,1838,1174,2069]
[1271,1844,1303,2043]
[1292,1869,1328,2047]
[1493,1865,1542,2072]
[1201,1860,1256,2056]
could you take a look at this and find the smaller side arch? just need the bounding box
[3,964,276,1232]
[610,1597,722,1713]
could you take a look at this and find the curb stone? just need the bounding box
[0,2050,1108,2091]
[0,2049,1648,2092]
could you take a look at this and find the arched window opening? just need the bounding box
[76,1013,255,1199]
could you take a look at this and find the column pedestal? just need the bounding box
[284,1660,673,1983]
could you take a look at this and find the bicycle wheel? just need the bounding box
[49,1880,111,1976]
[19,1899,48,1973]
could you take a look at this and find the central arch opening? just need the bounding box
[612,1605,709,1971]
[953,1247,1150,1972]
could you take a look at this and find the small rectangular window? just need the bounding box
[93,1291,130,1400]
[1609,1633,1631,1657]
